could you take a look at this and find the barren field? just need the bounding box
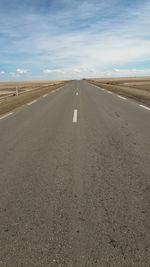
[0,80,69,116]
[87,77,150,106]
[0,80,64,99]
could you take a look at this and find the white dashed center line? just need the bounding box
[73,109,78,123]
[27,100,37,106]
[0,112,14,120]
[117,96,126,100]
[139,104,150,111]
[76,92,79,96]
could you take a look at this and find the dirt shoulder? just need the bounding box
[0,81,69,116]
[87,78,150,106]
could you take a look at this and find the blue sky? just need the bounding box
[0,0,150,81]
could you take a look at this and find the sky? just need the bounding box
[0,0,150,81]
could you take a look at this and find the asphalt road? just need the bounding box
[0,80,150,266]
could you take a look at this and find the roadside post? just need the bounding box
[15,86,18,96]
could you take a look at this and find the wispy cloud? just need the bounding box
[0,0,150,80]
[42,67,150,80]
[16,69,30,74]
[43,69,64,74]
[9,69,30,78]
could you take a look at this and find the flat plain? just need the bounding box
[0,80,69,116]
[0,80,65,99]
[88,77,150,105]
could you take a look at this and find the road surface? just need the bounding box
[0,80,150,266]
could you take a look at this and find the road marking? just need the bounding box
[73,109,78,123]
[107,91,113,94]
[118,96,126,100]
[0,112,13,120]
[139,104,150,111]
[27,100,37,106]
[76,92,79,96]
[43,94,49,98]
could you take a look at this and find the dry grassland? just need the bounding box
[87,77,150,106]
[0,80,64,99]
[0,80,69,116]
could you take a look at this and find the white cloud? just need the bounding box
[42,68,150,80]
[1,0,150,81]
[0,71,5,75]
[43,69,64,74]
[73,69,81,73]
[9,72,20,78]
[16,68,29,74]
[9,69,30,79]
[84,69,150,79]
